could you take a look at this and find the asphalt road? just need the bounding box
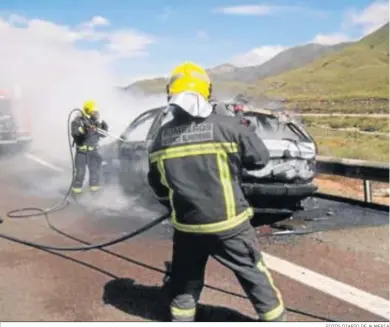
[0,151,389,322]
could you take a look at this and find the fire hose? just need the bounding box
[0,108,337,322]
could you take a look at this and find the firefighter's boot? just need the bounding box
[258,311,287,322]
[89,185,101,196]
[71,187,83,199]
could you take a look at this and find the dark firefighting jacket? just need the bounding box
[147,107,270,236]
[71,114,108,151]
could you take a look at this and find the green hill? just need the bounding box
[256,23,389,113]
[125,43,349,95]
[213,43,350,83]
[126,23,388,114]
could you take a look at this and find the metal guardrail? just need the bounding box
[316,156,389,204]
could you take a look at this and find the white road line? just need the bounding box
[262,253,390,320]
[24,153,64,172]
[24,152,390,320]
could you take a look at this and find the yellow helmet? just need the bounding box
[82,99,99,116]
[167,61,212,100]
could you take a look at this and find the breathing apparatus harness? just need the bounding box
[0,108,337,322]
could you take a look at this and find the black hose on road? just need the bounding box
[0,108,338,322]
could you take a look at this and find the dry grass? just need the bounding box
[302,116,389,133]
[308,127,389,162]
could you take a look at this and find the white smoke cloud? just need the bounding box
[0,13,166,164]
[0,13,169,219]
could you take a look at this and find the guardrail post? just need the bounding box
[363,180,372,203]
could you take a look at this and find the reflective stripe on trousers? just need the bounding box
[255,259,285,321]
[170,294,197,322]
[72,187,82,194]
[77,145,96,151]
[168,228,285,322]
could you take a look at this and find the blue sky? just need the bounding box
[0,0,388,82]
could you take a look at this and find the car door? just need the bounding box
[117,107,166,196]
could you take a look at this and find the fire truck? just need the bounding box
[0,89,33,152]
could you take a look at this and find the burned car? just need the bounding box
[101,101,318,218]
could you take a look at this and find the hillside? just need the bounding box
[124,23,389,162]
[256,23,389,112]
[127,23,388,114]
[125,43,349,94]
[213,42,349,83]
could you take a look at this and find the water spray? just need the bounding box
[97,127,126,143]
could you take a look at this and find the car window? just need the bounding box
[247,114,307,142]
[122,110,160,142]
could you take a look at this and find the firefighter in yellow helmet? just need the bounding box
[147,61,286,322]
[70,100,108,195]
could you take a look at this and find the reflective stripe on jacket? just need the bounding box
[147,109,270,235]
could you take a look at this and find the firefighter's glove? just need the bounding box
[87,125,97,132]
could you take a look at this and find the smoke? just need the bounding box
[0,14,167,162]
[0,14,168,221]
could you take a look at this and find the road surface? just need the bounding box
[0,151,389,322]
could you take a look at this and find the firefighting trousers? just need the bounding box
[72,149,102,193]
[168,225,285,322]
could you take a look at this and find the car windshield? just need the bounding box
[0,99,11,116]
[246,113,308,142]
[242,99,310,142]
[121,109,160,142]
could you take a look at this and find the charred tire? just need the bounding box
[242,182,318,197]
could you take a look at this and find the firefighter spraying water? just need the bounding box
[70,100,109,196]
